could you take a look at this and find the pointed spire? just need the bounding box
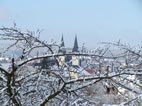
[72,35,79,52]
[60,33,65,47]
[58,34,66,53]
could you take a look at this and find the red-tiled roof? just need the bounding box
[86,69,94,74]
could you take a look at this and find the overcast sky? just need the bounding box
[0,0,142,48]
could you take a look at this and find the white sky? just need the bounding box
[0,0,142,48]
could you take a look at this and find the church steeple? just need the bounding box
[72,35,79,52]
[60,34,65,47]
[59,34,66,53]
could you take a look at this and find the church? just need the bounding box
[58,35,81,66]
[33,35,82,69]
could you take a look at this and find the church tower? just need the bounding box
[72,35,79,52]
[60,34,65,47]
[58,34,66,66]
[58,34,66,54]
[72,35,80,66]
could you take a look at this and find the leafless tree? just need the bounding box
[0,25,142,106]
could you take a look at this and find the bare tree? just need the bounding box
[0,25,142,106]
